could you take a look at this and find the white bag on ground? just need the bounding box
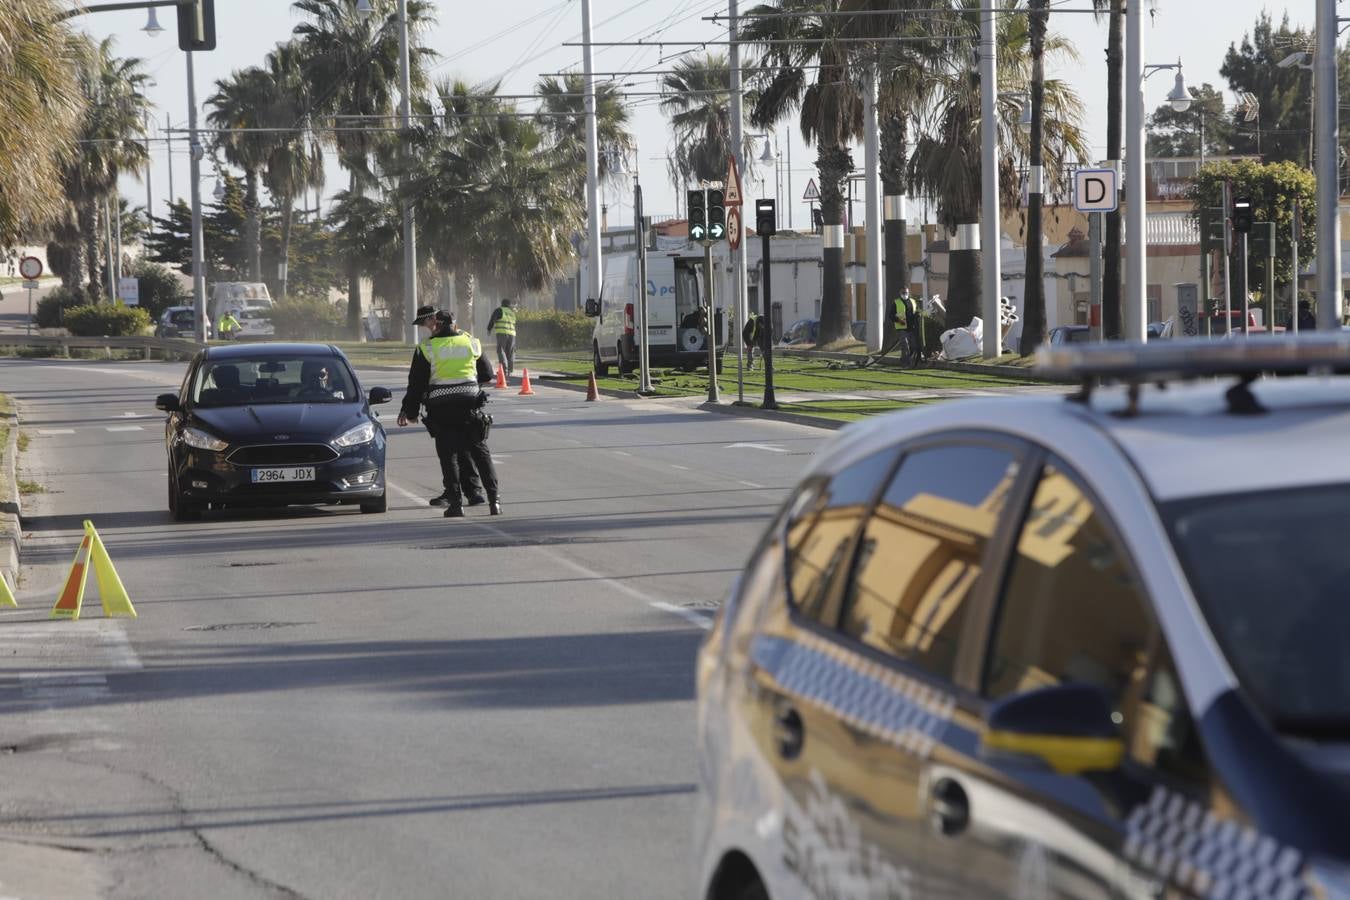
[940,316,983,360]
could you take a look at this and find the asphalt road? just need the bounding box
[0,357,826,899]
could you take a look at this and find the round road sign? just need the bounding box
[18,256,42,280]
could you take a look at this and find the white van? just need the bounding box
[586,252,724,375]
[208,282,273,329]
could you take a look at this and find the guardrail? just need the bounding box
[0,334,204,359]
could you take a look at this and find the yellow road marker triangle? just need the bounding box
[0,571,16,608]
[50,533,92,620]
[86,521,136,618]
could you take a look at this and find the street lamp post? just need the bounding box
[186,50,208,341]
[1315,0,1342,330]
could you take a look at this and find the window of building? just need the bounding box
[784,448,901,625]
[839,444,1020,681]
[983,459,1153,715]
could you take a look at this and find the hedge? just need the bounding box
[63,304,152,337]
[266,296,346,340]
[513,308,592,351]
[128,260,191,320]
[35,286,96,328]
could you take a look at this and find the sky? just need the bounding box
[78,0,1314,232]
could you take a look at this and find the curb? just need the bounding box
[0,409,21,589]
[697,401,846,431]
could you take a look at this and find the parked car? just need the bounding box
[779,319,868,346]
[695,336,1350,900]
[1048,324,1090,345]
[155,343,391,520]
[156,306,197,339]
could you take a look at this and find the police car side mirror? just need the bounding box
[584,298,600,318]
[979,683,1123,776]
[368,386,392,405]
[155,393,181,412]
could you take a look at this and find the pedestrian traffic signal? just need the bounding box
[177,0,216,51]
[1232,196,1254,234]
[756,199,777,237]
[687,190,707,242]
[707,189,726,241]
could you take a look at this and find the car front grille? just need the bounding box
[227,444,338,466]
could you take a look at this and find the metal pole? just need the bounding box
[705,241,720,403]
[760,231,777,410]
[114,188,123,288]
[729,0,747,405]
[786,130,792,230]
[1292,200,1301,333]
[27,287,33,336]
[636,181,652,394]
[1238,232,1249,335]
[187,52,207,342]
[1266,227,1275,332]
[979,0,1001,358]
[165,113,174,206]
[1124,0,1146,342]
[145,111,154,232]
[1315,0,1342,330]
[1222,180,1232,332]
[1089,212,1103,340]
[581,0,603,312]
[397,0,417,344]
[864,65,883,353]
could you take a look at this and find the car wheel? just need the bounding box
[617,343,634,375]
[593,342,610,377]
[168,472,201,522]
[360,492,387,514]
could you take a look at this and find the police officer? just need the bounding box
[423,311,487,508]
[217,308,242,341]
[398,305,501,518]
[487,298,517,375]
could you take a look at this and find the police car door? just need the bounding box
[919,453,1164,899]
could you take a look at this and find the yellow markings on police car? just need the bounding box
[981,728,1124,775]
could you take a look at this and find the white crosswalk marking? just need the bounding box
[106,425,143,432]
[38,429,76,435]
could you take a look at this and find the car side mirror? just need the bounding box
[979,683,1123,775]
[368,386,392,405]
[155,393,181,412]
[584,298,600,318]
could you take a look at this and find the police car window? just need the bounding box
[784,448,900,625]
[984,459,1153,711]
[1130,640,1210,787]
[840,444,1019,681]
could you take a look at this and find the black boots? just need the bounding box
[429,493,449,507]
[489,499,502,516]
[444,505,466,518]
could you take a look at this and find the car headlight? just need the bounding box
[182,426,228,451]
[333,422,376,448]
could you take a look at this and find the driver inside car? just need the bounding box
[294,360,343,399]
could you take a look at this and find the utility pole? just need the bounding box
[863,65,883,353]
[187,51,207,342]
[1315,0,1342,330]
[397,0,416,344]
[1124,0,1146,342]
[1292,201,1301,333]
[705,239,720,403]
[145,111,154,234]
[581,0,603,316]
[757,199,778,410]
[729,0,748,403]
[636,178,652,394]
[165,113,174,206]
[979,1,1000,358]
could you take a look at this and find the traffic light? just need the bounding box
[756,199,777,237]
[1232,196,1254,234]
[177,0,217,51]
[707,189,726,241]
[687,190,706,242]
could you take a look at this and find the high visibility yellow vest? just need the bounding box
[493,307,517,336]
[420,333,481,384]
[894,296,916,330]
[218,314,240,334]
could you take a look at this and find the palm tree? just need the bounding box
[261,42,326,300]
[1093,0,1124,339]
[907,2,1089,332]
[207,66,277,281]
[59,38,151,299]
[659,53,756,189]
[292,0,436,336]
[535,73,634,191]
[743,0,865,345]
[0,0,85,247]
[1019,0,1049,354]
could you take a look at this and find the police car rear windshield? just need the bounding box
[1162,484,1350,735]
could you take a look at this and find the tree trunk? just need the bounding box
[947,245,981,339]
[345,170,364,340]
[1102,0,1124,340]
[245,169,262,282]
[881,114,909,344]
[817,144,853,345]
[1019,0,1049,355]
[280,195,293,301]
[83,201,103,301]
[454,269,475,330]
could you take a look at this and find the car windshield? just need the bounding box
[191,356,356,407]
[1162,484,1350,735]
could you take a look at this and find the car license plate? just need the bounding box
[251,466,315,483]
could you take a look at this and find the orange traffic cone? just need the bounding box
[493,364,507,389]
[518,368,536,396]
[585,371,599,401]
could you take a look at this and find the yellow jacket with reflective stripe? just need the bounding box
[419,332,481,384]
[493,307,517,336]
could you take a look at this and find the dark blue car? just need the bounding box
[156,343,391,520]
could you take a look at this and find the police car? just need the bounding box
[696,336,1350,900]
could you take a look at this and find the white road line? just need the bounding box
[738,480,764,489]
[120,412,149,418]
[519,409,549,416]
[38,429,76,435]
[669,464,690,471]
[612,450,632,457]
[559,437,583,445]
[725,442,788,453]
[386,479,712,631]
[106,425,143,432]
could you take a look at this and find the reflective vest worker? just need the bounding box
[892,293,917,331]
[488,299,518,376]
[397,305,501,517]
[218,310,241,340]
